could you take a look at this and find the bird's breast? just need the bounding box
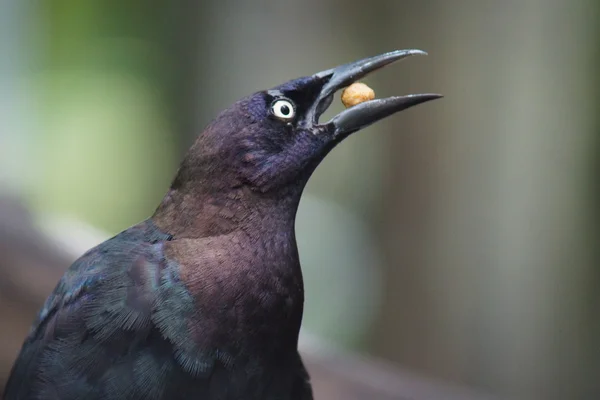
[163,233,304,354]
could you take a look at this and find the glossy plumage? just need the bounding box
[3,50,440,400]
[5,219,310,399]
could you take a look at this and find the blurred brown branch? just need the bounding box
[0,195,69,384]
[305,345,496,400]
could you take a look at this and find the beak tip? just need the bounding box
[407,49,428,56]
[392,49,428,58]
[407,93,444,107]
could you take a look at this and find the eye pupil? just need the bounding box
[280,104,290,115]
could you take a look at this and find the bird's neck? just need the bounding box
[154,185,306,355]
[152,184,302,240]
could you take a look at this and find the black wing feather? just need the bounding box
[3,221,211,400]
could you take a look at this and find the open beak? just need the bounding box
[307,49,442,138]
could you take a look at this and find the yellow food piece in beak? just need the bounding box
[341,82,375,108]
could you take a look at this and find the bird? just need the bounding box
[3,49,441,400]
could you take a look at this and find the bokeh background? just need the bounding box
[0,1,598,399]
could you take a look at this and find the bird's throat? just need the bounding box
[153,183,302,241]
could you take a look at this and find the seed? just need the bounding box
[341,82,375,108]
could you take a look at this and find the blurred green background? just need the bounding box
[1,1,598,399]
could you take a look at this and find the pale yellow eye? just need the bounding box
[271,99,296,120]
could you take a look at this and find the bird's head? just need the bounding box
[166,50,441,227]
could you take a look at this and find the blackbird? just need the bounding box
[3,49,441,400]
